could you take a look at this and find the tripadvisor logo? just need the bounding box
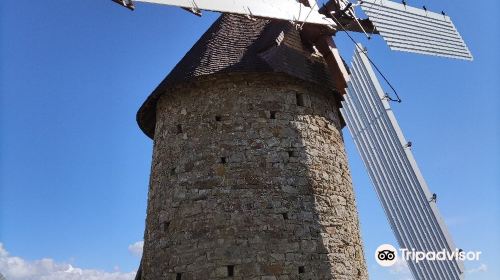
[375,244,482,267]
[375,244,398,267]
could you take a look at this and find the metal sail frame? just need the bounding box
[340,44,465,280]
[115,0,473,61]
[360,0,473,60]
[124,0,336,26]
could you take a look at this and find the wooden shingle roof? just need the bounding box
[137,14,337,138]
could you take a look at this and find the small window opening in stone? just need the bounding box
[296,93,305,107]
[282,213,289,220]
[176,124,183,134]
[287,150,296,158]
[170,168,176,175]
[298,266,305,274]
[220,157,227,164]
[215,115,222,122]
[176,273,182,280]
[162,221,170,232]
[227,265,234,277]
[270,111,277,119]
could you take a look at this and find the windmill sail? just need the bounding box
[130,0,335,26]
[360,0,473,61]
[340,45,465,280]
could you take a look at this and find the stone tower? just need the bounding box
[136,14,367,280]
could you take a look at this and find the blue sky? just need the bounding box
[0,0,498,279]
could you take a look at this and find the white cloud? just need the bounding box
[127,241,143,258]
[389,258,412,279]
[467,263,488,274]
[0,243,136,280]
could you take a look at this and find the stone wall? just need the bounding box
[140,73,367,280]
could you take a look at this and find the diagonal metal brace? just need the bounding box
[182,0,202,17]
[112,0,135,11]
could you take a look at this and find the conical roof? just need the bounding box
[137,14,337,138]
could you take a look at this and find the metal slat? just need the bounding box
[348,59,447,279]
[365,19,470,58]
[386,40,471,57]
[377,30,468,51]
[341,102,430,280]
[353,47,463,278]
[388,44,471,60]
[362,5,457,30]
[132,0,335,26]
[372,25,467,51]
[371,21,467,49]
[350,55,460,278]
[360,0,473,61]
[362,9,459,34]
[366,17,466,45]
[347,57,454,280]
[366,16,469,50]
[389,46,469,61]
[342,95,435,279]
[348,47,460,278]
[362,3,471,60]
[381,33,471,59]
[341,45,465,280]
[362,0,455,24]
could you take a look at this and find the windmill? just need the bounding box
[111,0,472,279]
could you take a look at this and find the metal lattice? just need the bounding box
[361,0,473,60]
[340,44,465,280]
